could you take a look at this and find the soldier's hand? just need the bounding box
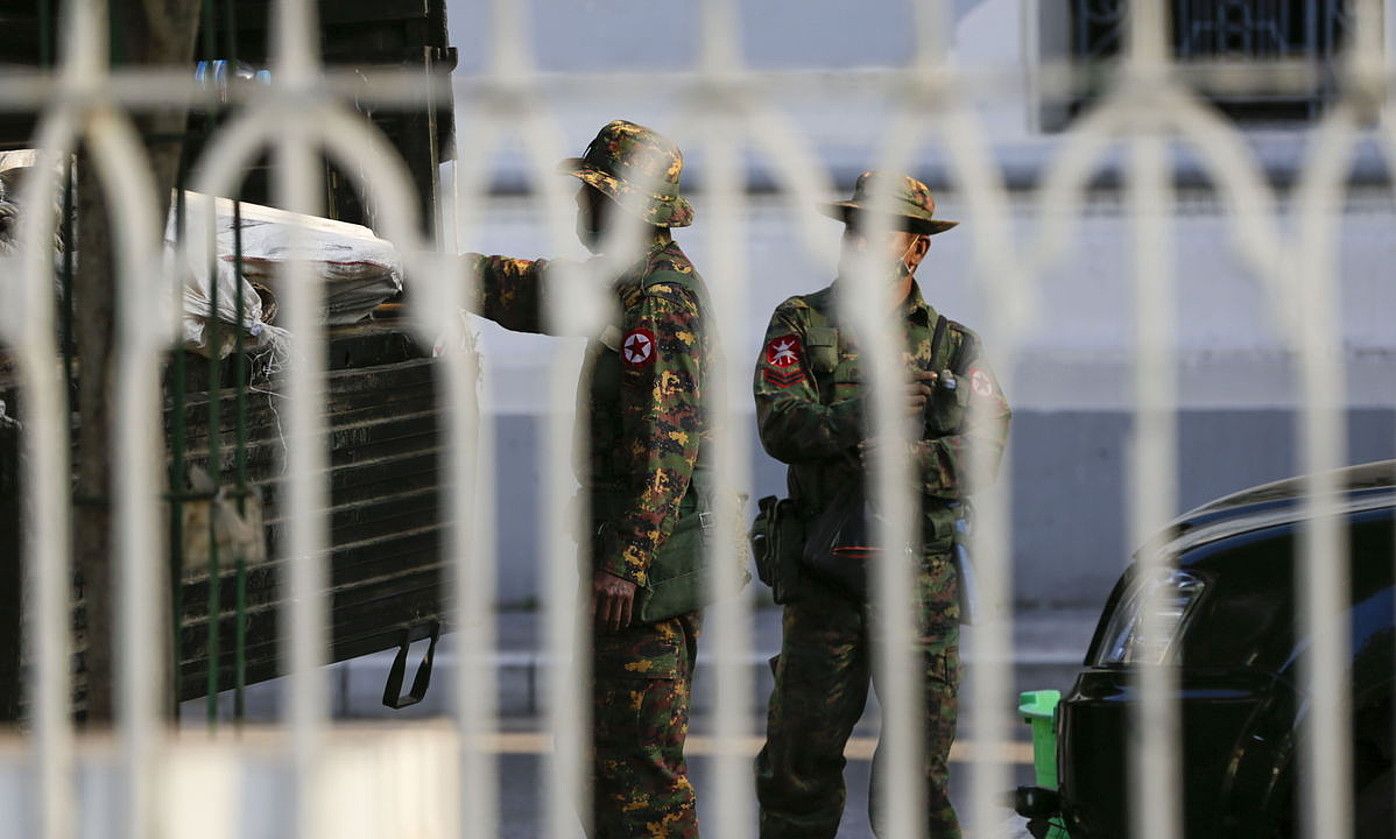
[592,569,638,632]
[906,370,938,416]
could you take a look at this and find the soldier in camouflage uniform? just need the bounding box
[463,120,710,838]
[752,172,1012,837]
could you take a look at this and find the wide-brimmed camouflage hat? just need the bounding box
[558,120,694,228]
[821,171,958,235]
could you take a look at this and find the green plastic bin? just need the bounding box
[1019,689,1070,839]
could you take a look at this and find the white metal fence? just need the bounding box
[1,0,1393,836]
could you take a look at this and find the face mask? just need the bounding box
[576,188,608,253]
[894,239,918,279]
[839,237,919,282]
[576,213,602,253]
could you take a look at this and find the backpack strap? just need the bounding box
[929,314,950,371]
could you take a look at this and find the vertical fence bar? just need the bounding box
[538,147,591,839]
[232,195,248,721]
[446,335,499,839]
[87,110,171,839]
[214,0,254,720]
[910,0,953,68]
[448,117,501,839]
[1122,5,1184,839]
[14,130,79,839]
[449,113,505,837]
[204,243,222,726]
[221,0,251,725]
[478,0,595,830]
[20,2,107,831]
[170,181,188,712]
[697,3,756,837]
[886,4,961,832]
[276,117,331,839]
[60,163,74,423]
[200,0,225,727]
[1127,114,1183,839]
[272,0,330,831]
[855,140,927,839]
[542,260,590,839]
[487,0,529,81]
[1350,0,1384,81]
[1292,107,1357,839]
[936,102,1028,839]
[698,83,757,839]
[17,319,74,839]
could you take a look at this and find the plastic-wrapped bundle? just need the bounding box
[171,192,404,358]
[1,156,405,359]
[170,193,284,360]
[0,155,66,260]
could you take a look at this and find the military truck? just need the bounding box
[0,0,458,719]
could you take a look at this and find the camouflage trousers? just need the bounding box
[755,555,961,838]
[590,611,701,838]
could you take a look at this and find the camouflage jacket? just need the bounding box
[466,232,709,586]
[753,281,1011,544]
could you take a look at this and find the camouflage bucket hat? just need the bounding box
[558,119,695,228]
[821,171,958,235]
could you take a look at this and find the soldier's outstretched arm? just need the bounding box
[462,252,552,334]
[917,359,1012,498]
[752,302,862,464]
[599,283,705,587]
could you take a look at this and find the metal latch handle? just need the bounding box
[382,622,439,709]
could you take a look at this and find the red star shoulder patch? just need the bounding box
[621,328,657,368]
[969,367,994,397]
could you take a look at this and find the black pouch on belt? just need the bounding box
[751,495,806,605]
[800,482,876,603]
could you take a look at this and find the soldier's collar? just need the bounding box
[826,276,933,324]
[901,281,933,325]
[647,228,673,252]
[634,229,674,267]
[613,230,677,289]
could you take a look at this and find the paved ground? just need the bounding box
[490,750,1037,838]
[183,607,1097,837]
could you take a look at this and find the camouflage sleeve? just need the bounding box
[598,285,704,586]
[917,357,1012,498]
[464,252,550,334]
[752,301,863,464]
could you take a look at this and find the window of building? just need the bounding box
[1045,0,1354,126]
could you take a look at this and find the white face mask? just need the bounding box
[894,238,918,279]
[838,236,920,282]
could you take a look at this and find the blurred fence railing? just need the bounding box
[0,0,1393,837]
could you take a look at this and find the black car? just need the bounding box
[1020,460,1396,838]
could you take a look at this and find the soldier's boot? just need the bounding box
[755,593,869,838]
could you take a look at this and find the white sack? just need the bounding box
[169,192,405,355]
[173,192,403,325]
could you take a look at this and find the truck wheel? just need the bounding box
[1355,766,1395,839]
